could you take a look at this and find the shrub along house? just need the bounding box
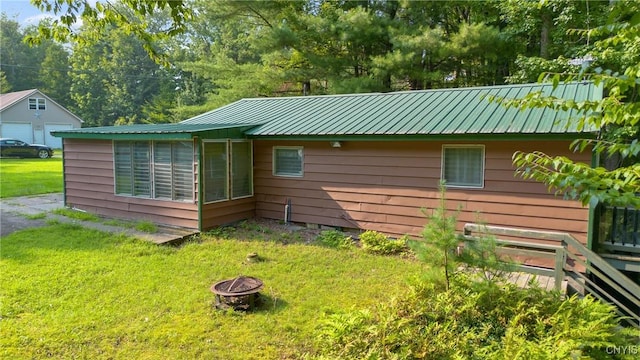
[52,82,600,248]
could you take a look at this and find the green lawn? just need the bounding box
[0,221,427,359]
[0,157,63,198]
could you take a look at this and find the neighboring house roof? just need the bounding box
[0,89,84,123]
[52,82,601,140]
[0,89,38,111]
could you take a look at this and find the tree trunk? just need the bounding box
[540,10,552,59]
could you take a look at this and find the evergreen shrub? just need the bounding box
[314,274,639,359]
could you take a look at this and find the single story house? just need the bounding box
[0,89,83,148]
[52,82,600,248]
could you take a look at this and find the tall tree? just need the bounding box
[0,14,42,91]
[501,0,611,83]
[0,15,72,106]
[29,0,192,64]
[0,71,11,93]
[69,21,173,126]
[36,36,71,106]
[506,0,640,207]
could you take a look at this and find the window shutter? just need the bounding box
[114,142,133,195]
[153,142,173,199]
[172,141,194,201]
[132,141,151,197]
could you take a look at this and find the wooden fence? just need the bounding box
[462,223,640,329]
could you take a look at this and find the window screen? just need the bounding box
[442,146,484,188]
[203,141,228,202]
[231,141,253,198]
[273,147,303,177]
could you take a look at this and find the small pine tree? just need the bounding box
[459,215,517,282]
[412,181,460,291]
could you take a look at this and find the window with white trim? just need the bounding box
[203,140,253,203]
[28,98,46,110]
[114,140,194,201]
[273,147,303,177]
[441,145,484,188]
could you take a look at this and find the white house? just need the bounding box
[0,89,83,148]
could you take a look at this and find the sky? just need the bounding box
[0,0,55,27]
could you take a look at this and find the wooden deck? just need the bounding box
[505,272,567,293]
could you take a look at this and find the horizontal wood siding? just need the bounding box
[62,139,199,229]
[201,197,256,230]
[253,140,591,245]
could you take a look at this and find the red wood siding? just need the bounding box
[253,140,591,244]
[62,139,256,230]
[201,197,256,230]
[62,139,200,229]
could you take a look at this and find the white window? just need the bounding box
[441,145,484,188]
[114,141,194,201]
[273,147,303,177]
[28,98,46,110]
[203,140,253,203]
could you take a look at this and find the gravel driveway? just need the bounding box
[1,193,64,237]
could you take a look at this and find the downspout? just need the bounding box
[284,198,291,224]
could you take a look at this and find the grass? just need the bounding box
[0,223,427,359]
[52,208,100,222]
[51,209,159,233]
[0,157,63,198]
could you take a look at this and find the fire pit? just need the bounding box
[211,276,264,310]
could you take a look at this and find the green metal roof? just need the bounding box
[182,82,601,139]
[51,123,256,140]
[53,82,601,141]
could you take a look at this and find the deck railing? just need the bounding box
[597,204,640,252]
[462,223,640,329]
[462,224,565,291]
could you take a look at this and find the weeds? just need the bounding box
[25,212,47,220]
[53,208,100,222]
[134,220,158,233]
[316,229,353,249]
[359,230,408,255]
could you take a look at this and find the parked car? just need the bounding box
[0,138,53,158]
